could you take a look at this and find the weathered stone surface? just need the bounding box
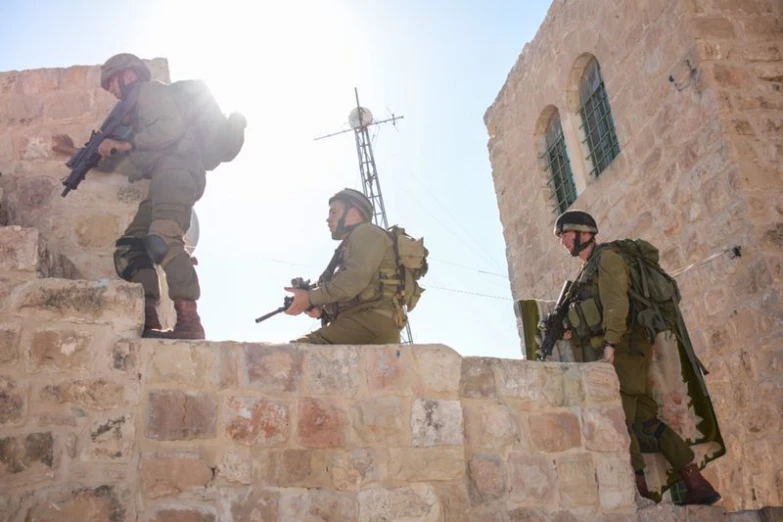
[0,375,25,425]
[219,487,279,522]
[467,453,507,505]
[330,448,379,490]
[543,365,585,407]
[358,484,440,522]
[146,390,217,440]
[259,448,330,488]
[412,344,462,395]
[387,447,465,483]
[582,407,629,452]
[22,485,127,522]
[529,412,582,452]
[0,325,21,364]
[148,507,217,522]
[29,328,93,372]
[508,453,556,504]
[40,378,129,411]
[243,344,303,393]
[305,345,361,395]
[460,357,498,398]
[584,363,622,403]
[140,452,214,499]
[463,400,520,450]
[497,361,544,403]
[0,226,39,273]
[556,453,599,508]
[432,483,471,522]
[297,397,346,447]
[411,398,464,446]
[112,341,138,372]
[279,488,357,521]
[146,342,218,387]
[594,453,636,512]
[366,345,412,394]
[86,413,134,461]
[352,396,409,445]
[0,431,53,476]
[223,396,290,447]
[216,446,252,485]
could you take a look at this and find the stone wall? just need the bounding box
[484,0,781,512]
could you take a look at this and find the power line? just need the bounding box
[424,284,512,301]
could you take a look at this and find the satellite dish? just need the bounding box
[348,107,373,129]
[184,209,200,255]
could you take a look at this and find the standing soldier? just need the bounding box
[552,210,722,505]
[52,53,206,339]
[284,188,406,344]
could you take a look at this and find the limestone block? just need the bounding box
[365,345,414,395]
[85,413,134,462]
[352,396,409,446]
[28,327,93,372]
[146,342,219,387]
[0,432,53,483]
[258,448,330,488]
[40,378,134,411]
[432,483,471,522]
[21,485,127,522]
[497,360,545,403]
[556,453,599,509]
[73,212,122,248]
[222,396,290,447]
[330,448,379,490]
[463,400,520,451]
[460,357,498,398]
[411,398,464,447]
[216,446,252,486]
[140,452,214,500]
[508,453,557,504]
[279,489,357,521]
[594,453,636,513]
[584,364,622,404]
[387,447,465,483]
[1,94,43,124]
[0,375,26,426]
[529,411,582,452]
[0,226,39,274]
[581,407,630,452]
[112,341,138,372]
[242,344,303,394]
[467,453,507,505]
[412,344,462,395]
[305,345,360,396]
[145,390,218,441]
[147,506,217,522]
[43,90,94,121]
[358,484,441,522]
[218,487,278,522]
[296,397,346,448]
[0,324,21,364]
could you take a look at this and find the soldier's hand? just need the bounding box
[97,138,132,158]
[306,306,323,319]
[563,328,573,340]
[283,287,311,316]
[51,134,78,156]
[602,344,615,364]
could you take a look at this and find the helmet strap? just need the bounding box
[332,203,359,240]
[117,73,139,101]
[571,233,595,257]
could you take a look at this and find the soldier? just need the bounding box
[284,188,405,344]
[52,53,205,339]
[553,210,721,505]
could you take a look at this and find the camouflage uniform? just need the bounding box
[293,222,402,344]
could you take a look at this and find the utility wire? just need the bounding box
[424,284,512,301]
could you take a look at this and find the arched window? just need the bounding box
[579,58,620,177]
[543,111,577,213]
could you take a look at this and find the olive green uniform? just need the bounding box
[293,222,402,344]
[106,80,205,301]
[569,246,694,473]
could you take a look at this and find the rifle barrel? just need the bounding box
[254,306,286,324]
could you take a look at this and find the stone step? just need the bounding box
[0,225,80,280]
[637,503,783,521]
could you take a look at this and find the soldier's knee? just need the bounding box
[144,235,169,265]
[114,236,153,281]
[631,417,667,452]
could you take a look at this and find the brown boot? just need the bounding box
[635,471,656,502]
[680,464,721,505]
[142,297,163,335]
[145,298,205,340]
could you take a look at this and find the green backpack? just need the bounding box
[169,80,247,171]
[387,225,429,311]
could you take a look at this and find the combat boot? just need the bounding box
[680,464,721,505]
[145,298,205,340]
[142,297,163,336]
[635,471,656,502]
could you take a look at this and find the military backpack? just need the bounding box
[386,225,429,312]
[169,80,247,171]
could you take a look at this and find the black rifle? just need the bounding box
[537,280,575,360]
[254,277,316,324]
[60,86,140,197]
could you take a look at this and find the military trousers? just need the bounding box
[292,308,401,345]
[614,342,694,473]
[116,167,205,301]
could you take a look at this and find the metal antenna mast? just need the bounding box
[314,87,413,344]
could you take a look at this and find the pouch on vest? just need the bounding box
[169,80,247,171]
[387,225,428,312]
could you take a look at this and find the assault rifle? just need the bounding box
[254,277,316,324]
[537,280,575,360]
[60,87,139,197]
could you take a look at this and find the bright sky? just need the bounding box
[1,1,552,359]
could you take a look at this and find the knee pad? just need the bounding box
[114,236,153,281]
[632,418,667,453]
[144,234,169,265]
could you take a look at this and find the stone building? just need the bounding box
[485,0,782,513]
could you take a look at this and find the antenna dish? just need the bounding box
[348,107,373,129]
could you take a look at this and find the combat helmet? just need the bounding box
[101,53,151,90]
[554,210,598,237]
[329,188,373,222]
